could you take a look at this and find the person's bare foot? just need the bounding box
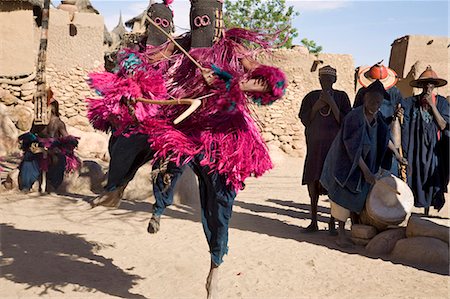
[206,263,219,299]
[147,215,161,234]
[302,222,318,233]
[90,186,124,208]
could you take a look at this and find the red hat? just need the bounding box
[358,62,398,90]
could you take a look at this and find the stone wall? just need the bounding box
[255,47,355,157]
[0,7,105,134]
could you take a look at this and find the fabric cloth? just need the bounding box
[299,89,351,184]
[354,85,403,124]
[401,94,449,210]
[105,133,155,191]
[320,106,390,213]
[152,153,236,266]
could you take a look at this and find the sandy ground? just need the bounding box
[1,152,449,299]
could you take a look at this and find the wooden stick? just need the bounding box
[136,93,214,124]
[145,15,205,71]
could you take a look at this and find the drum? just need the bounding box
[360,174,414,231]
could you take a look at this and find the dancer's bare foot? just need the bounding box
[206,262,219,299]
[90,186,124,208]
[302,222,318,233]
[147,215,161,234]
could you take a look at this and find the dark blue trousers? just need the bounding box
[153,155,236,266]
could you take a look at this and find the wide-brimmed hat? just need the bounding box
[358,63,398,89]
[365,174,414,226]
[410,65,447,88]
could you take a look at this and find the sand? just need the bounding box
[1,152,449,299]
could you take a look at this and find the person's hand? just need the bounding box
[422,83,435,107]
[394,105,404,119]
[397,156,408,166]
[363,170,377,185]
[320,90,333,105]
[202,68,217,86]
[239,78,269,93]
[30,143,44,154]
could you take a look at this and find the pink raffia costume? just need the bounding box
[142,0,287,267]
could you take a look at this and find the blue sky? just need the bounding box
[56,1,449,67]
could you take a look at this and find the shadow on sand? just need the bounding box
[119,197,449,276]
[0,224,147,298]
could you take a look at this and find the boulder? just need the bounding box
[365,228,406,255]
[406,215,449,244]
[59,160,106,194]
[66,126,109,159]
[67,114,90,129]
[391,237,449,268]
[1,90,19,105]
[351,237,370,246]
[13,105,34,131]
[173,167,199,206]
[351,224,377,239]
[0,104,19,156]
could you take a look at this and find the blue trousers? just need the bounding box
[19,152,66,191]
[106,133,155,191]
[153,155,236,266]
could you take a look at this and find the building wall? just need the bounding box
[0,4,36,76]
[389,35,450,97]
[46,9,104,71]
[256,47,355,157]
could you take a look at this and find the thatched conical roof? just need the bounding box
[112,12,127,38]
[74,0,99,14]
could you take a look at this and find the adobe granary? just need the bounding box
[389,35,450,97]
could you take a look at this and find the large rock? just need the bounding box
[351,224,377,239]
[1,90,19,105]
[391,237,449,269]
[365,228,406,255]
[59,160,106,194]
[0,103,19,156]
[13,105,34,131]
[123,164,199,206]
[406,215,449,244]
[66,126,109,160]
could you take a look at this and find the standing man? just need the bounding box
[299,66,351,233]
[402,66,449,214]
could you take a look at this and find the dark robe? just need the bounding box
[299,89,351,185]
[320,107,390,213]
[401,94,450,210]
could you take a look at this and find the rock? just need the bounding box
[173,167,200,206]
[391,237,449,268]
[351,224,377,239]
[279,135,293,143]
[281,144,293,154]
[0,103,19,156]
[22,94,34,101]
[262,132,274,142]
[122,164,153,201]
[351,237,370,246]
[365,228,406,255]
[406,215,449,244]
[20,82,36,91]
[21,89,35,97]
[1,91,19,105]
[14,105,34,131]
[59,160,106,194]
[66,126,109,159]
[67,115,90,128]
[4,169,20,190]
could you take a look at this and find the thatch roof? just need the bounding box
[125,11,145,29]
[75,0,99,14]
[112,13,127,37]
